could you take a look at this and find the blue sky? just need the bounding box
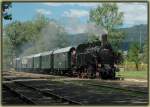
[4,2,148,33]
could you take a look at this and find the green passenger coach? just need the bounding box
[41,51,53,73]
[33,53,41,72]
[53,47,76,75]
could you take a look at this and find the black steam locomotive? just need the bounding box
[14,34,122,79]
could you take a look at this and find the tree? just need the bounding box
[88,34,99,42]
[3,14,69,69]
[142,40,148,64]
[2,2,12,20]
[3,36,13,69]
[19,15,69,55]
[4,14,50,56]
[33,14,49,35]
[89,3,124,50]
[4,21,30,57]
[128,42,141,71]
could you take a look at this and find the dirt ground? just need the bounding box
[2,70,148,92]
[2,70,148,86]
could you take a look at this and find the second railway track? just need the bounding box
[85,83,148,94]
[62,80,148,95]
[3,81,82,105]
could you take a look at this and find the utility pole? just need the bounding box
[140,30,142,50]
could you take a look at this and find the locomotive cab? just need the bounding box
[71,48,76,66]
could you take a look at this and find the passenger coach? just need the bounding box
[15,46,76,75]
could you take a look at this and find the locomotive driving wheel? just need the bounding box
[87,65,96,79]
[99,71,108,79]
[99,66,109,79]
[99,65,116,79]
[109,68,116,79]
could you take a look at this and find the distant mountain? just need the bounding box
[67,33,88,46]
[120,24,147,50]
[67,24,148,51]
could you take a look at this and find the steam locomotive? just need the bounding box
[14,34,122,79]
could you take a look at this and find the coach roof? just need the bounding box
[53,46,75,54]
[33,53,41,57]
[20,54,34,59]
[40,51,53,56]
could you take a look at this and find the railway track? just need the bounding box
[3,79,148,105]
[2,85,28,105]
[3,83,38,105]
[86,83,148,95]
[3,81,82,105]
[66,79,148,96]
[15,81,82,105]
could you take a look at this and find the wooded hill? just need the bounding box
[67,24,148,51]
[120,24,147,51]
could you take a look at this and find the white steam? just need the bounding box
[64,17,108,40]
[20,18,108,57]
[85,23,108,40]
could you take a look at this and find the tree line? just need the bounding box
[3,14,69,68]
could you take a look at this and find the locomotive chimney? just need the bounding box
[101,34,108,46]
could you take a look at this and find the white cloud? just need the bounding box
[43,3,100,7]
[63,9,89,18]
[36,9,51,15]
[42,3,63,6]
[77,3,101,7]
[118,3,147,26]
[42,2,147,26]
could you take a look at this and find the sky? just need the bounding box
[4,2,148,34]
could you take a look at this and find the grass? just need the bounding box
[117,70,148,79]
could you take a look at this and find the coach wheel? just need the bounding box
[60,70,63,76]
[87,66,92,78]
[78,70,82,78]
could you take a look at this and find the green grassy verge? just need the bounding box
[117,70,148,79]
